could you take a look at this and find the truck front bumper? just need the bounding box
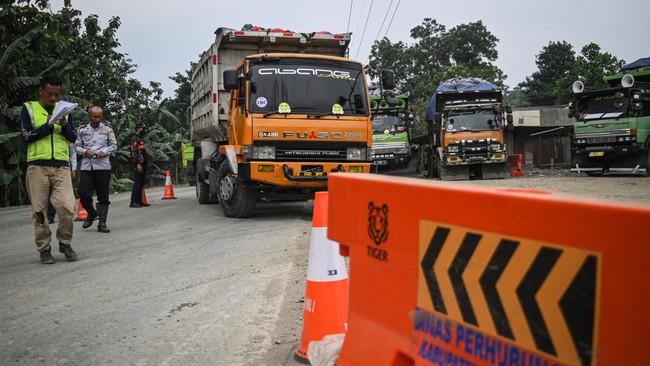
[571,144,646,173]
[239,161,374,187]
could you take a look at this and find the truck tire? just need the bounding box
[217,160,257,218]
[196,161,211,204]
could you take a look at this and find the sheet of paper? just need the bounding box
[50,101,78,124]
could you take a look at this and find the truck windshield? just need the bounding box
[372,115,402,133]
[445,110,500,132]
[577,92,629,120]
[248,58,368,116]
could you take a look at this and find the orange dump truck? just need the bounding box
[190,26,391,217]
[421,78,514,181]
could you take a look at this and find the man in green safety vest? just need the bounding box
[20,74,78,264]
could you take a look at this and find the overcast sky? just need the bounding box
[49,0,650,98]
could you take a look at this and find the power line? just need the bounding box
[384,0,402,38]
[347,0,354,32]
[354,0,374,60]
[353,0,367,36]
[373,0,394,44]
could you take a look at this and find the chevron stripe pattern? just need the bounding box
[418,221,600,366]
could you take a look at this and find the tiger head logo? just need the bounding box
[368,202,388,246]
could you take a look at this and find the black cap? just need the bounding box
[135,122,146,130]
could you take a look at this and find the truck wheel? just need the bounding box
[217,160,257,218]
[196,162,211,204]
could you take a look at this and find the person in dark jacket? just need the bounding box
[129,122,150,208]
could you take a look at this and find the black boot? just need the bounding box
[97,203,110,233]
[58,243,77,261]
[82,206,97,229]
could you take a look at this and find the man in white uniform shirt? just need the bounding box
[75,106,117,233]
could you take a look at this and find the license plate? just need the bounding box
[589,151,605,157]
[299,171,326,177]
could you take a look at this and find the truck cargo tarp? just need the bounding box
[618,57,650,73]
[425,78,498,121]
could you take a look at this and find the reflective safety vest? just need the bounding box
[25,101,70,162]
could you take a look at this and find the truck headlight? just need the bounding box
[448,145,459,153]
[347,147,367,161]
[253,146,276,160]
[394,147,410,155]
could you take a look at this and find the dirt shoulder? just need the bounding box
[455,169,650,207]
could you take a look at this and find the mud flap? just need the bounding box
[481,163,509,179]
[439,164,469,181]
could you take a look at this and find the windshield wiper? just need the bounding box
[262,111,285,118]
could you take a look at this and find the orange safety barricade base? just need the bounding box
[327,174,650,366]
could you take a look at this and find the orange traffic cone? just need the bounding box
[141,187,149,205]
[161,170,177,199]
[294,191,349,363]
[74,200,87,221]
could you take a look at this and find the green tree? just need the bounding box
[522,41,625,106]
[369,18,505,133]
[0,0,188,206]
[575,43,625,89]
[518,41,576,106]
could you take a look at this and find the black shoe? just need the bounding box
[40,250,55,264]
[130,202,142,208]
[140,202,151,207]
[82,211,97,229]
[59,244,78,261]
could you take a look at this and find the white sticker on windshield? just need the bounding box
[256,97,268,108]
[447,124,454,130]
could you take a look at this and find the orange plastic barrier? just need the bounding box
[327,173,650,366]
[295,191,349,363]
[74,200,87,221]
[161,170,177,199]
[508,154,524,177]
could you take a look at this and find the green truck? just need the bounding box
[569,57,650,176]
[369,93,415,170]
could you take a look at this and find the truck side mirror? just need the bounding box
[224,70,238,91]
[434,112,442,123]
[505,105,513,114]
[381,69,395,90]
